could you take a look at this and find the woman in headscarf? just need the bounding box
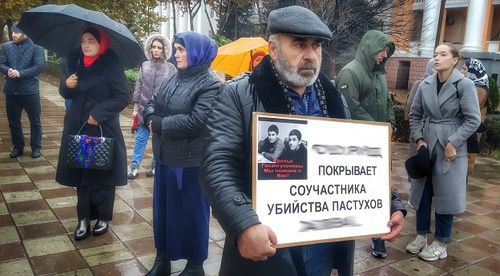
[406,44,480,261]
[143,32,220,276]
[56,27,129,241]
[461,58,489,175]
[127,33,176,179]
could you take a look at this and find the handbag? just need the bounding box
[66,123,115,171]
[131,115,138,134]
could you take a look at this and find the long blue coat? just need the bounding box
[409,68,480,214]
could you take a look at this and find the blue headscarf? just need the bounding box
[171,32,218,69]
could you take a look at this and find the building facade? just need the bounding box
[155,1,218,42]
[386,0,500,91]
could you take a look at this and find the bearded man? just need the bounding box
[0,23,45,158]
[201,6,405,276]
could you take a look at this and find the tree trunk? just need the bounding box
[189,4,195,31]
[6,19,13,41]
[204,1,215,35]
[172,2,177,34]
[322,45,336,80]
[233,8,237,40]
[0,21,5,43]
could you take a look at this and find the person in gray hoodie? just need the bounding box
[128,33,176,179]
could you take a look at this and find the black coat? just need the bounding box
[56,49,129,187]
[201,56,407,275]
[0,38,45,95]
[143,64,221,167]
[201,56,348,275]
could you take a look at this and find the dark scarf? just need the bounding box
[249,56,347,119]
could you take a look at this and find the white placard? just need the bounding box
[252,112,391,248]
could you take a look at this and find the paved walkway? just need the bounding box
[0,80,498,275]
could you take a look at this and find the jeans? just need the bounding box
[6,94,42,150]
[131,125,155,167]
[416,177,454,243]
[65,99,72,111]
[303,240,355,276]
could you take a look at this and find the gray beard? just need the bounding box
[274,53,319,88]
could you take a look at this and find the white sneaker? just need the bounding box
[127,164,139,179]
[418,240,447,261]
[406,235,427,254]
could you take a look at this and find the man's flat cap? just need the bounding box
[267,6,332,42]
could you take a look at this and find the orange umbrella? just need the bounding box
[211,37,268,77]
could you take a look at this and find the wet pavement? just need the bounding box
[0,80,498,275]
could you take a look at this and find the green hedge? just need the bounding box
[482,114,500,154]
[125,68,139,83]
[393,104,410,142]
[124,68,139,104]
[213,34,232,47]
[489,77,499,113]
[43,58,63,79]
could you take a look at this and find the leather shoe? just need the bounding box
[9,148,23,158]
[74,218,90,241]
[93,220,109,236]
[146,256,171,276]
[31,149,41,158]
[179,263,204,276]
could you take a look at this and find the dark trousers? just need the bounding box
[303,240,355,276]
[416,177,454,243]
[76,184,116,221]
[6,94,42,150]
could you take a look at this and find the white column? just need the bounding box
[159,3,170,38]
[462,0,490,52]
[419,0,441,57]
[196,3,203,34]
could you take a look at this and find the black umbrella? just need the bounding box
[18,4,146,68]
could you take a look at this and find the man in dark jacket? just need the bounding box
[336,30,398,259]
[0,24,45,158]
[201,6,406,276]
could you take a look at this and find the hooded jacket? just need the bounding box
[132,34,176,125]
[336,30,395,126]
[143,32,220,167]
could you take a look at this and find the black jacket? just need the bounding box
[56,49,129,187]
[0,38,44,95]
[143,64,221,167]
[201,56,406,275]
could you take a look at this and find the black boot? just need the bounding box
[179,261,204,276]
[146,256,171,276]
[93,220,109,236]
[74,218,90,241]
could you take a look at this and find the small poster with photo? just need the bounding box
[257,117,308,180]
[252,112,392,248]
